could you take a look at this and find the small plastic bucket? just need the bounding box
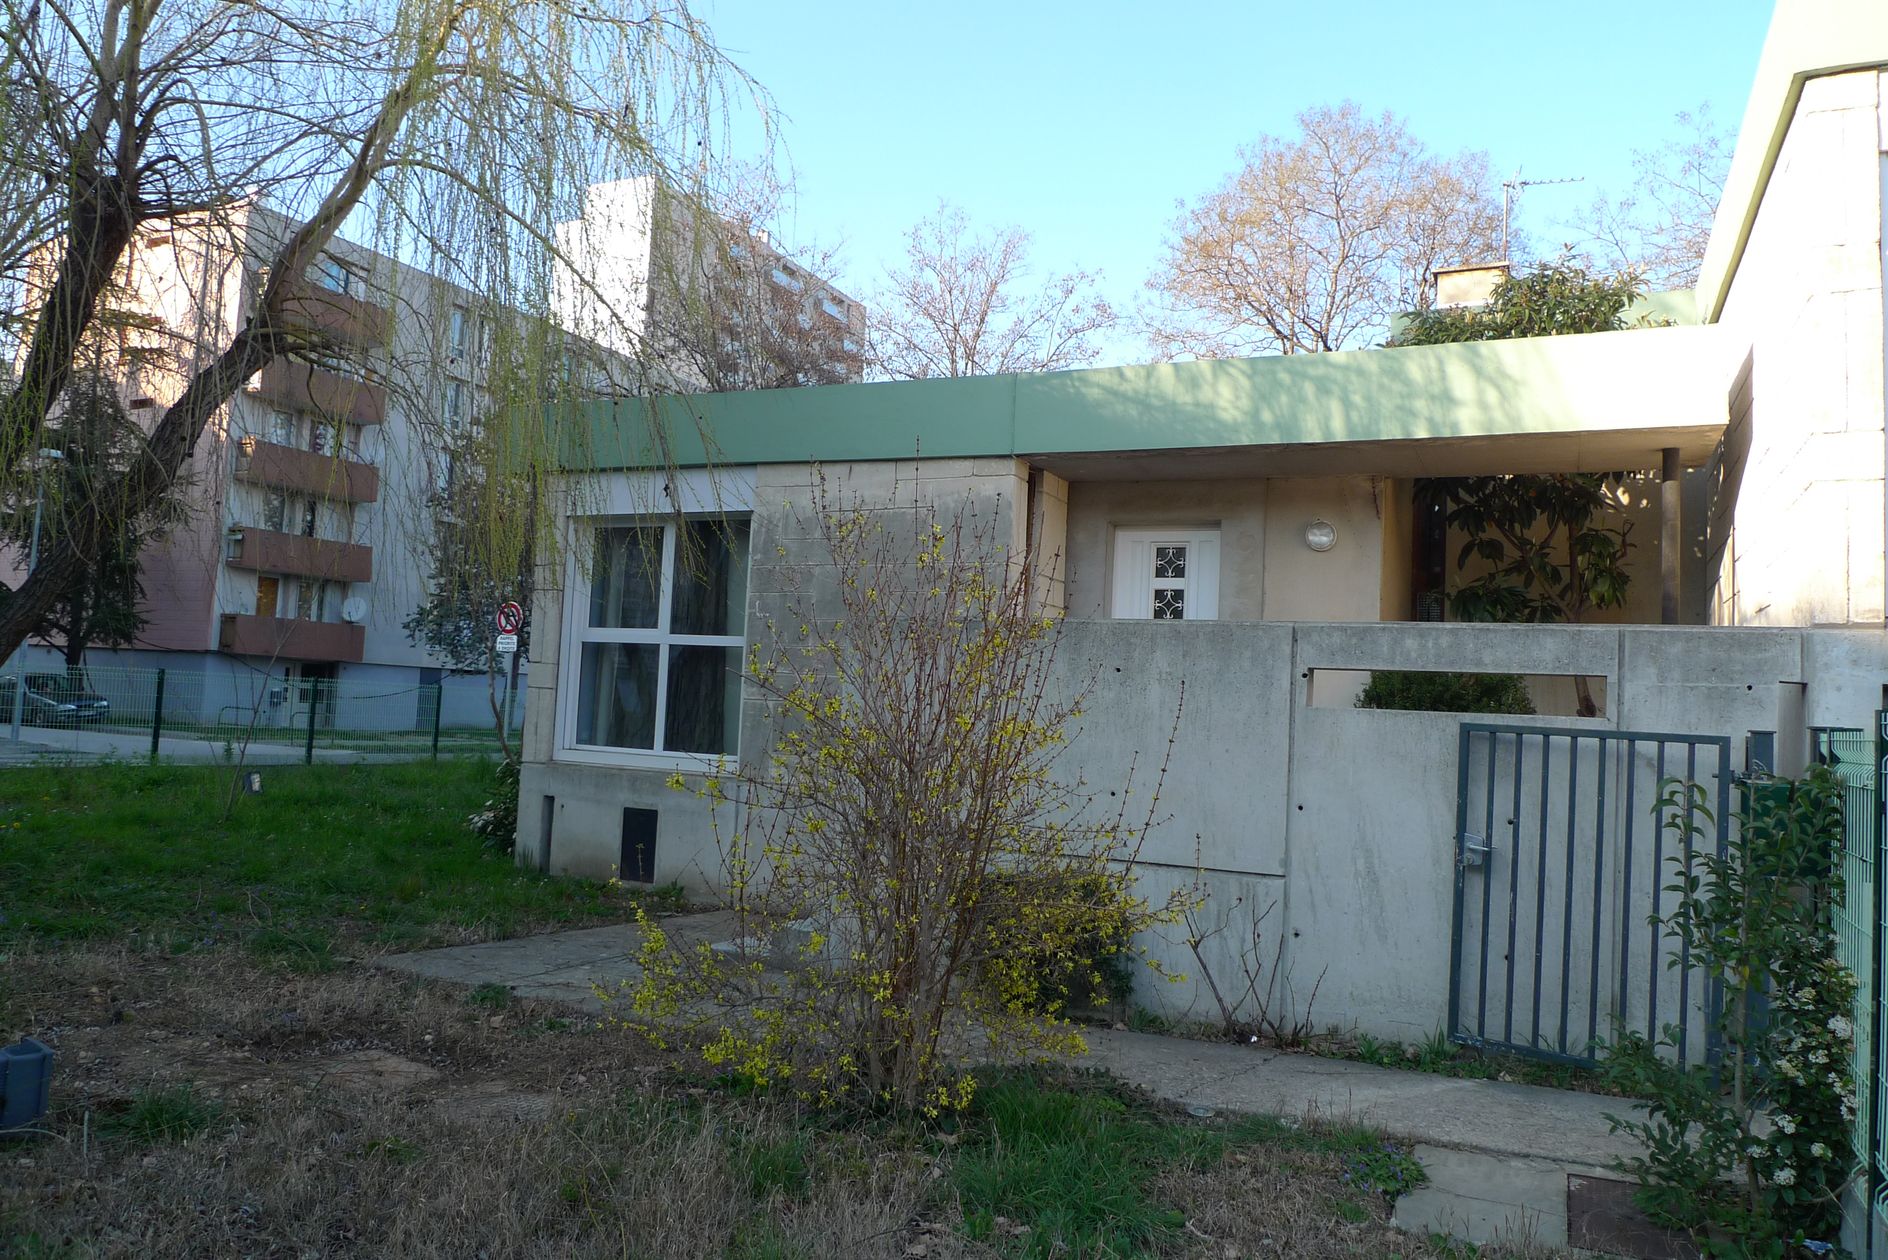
[0,1038,53,1133]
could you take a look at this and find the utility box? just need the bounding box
[0,1038,53,1133]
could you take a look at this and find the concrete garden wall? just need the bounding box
[521,529,1888,1038]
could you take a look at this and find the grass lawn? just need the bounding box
[0,759,674,957]
[0,761,1553,1257]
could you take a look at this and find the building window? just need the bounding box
[564,517,749,759]
[262,490,288,533]
[1110,527,1220,621]
[444,380,467,427]
[310,256,357,296]
[296,579,331,621]
[448,306,469,361]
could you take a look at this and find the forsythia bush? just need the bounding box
[605,483,1187,1114]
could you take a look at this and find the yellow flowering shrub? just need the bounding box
[603,478,1188,1115]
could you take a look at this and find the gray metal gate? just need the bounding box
[1449,723,1733,1068]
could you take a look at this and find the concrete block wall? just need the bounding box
[1717,70,1888,627]
[1040,621,1886,1038]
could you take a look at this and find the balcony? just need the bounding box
[219,613,364,662]
[249,360,387,425]
[225,526,373,583]
[234,437,379,503]
[279,277,392,347]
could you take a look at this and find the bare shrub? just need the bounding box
[1182,893,1325,1047]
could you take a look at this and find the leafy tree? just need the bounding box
[1392,264,1649,716]
[1145,102,1503,358]
[868,201,1115,379]
[3,373,178,674]
[1393,262,1645,346]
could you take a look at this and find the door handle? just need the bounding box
[1460,833,1491,869]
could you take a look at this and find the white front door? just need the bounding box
[1110,528,1220,620]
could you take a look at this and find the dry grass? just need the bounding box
[2,945,1560,1258]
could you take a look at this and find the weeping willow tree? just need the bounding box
[0,0,765,664]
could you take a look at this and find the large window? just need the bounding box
[566,518,749,760]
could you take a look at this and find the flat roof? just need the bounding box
[566,323,1738,478]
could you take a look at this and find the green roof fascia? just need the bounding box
[559,323,1732,473]
[563,372,1020,471]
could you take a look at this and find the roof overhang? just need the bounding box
[569,324,1740,481]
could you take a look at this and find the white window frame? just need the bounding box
[1110,527,1221,621]
[556,515,749,771]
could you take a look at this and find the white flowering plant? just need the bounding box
[1604,766,1855,1257]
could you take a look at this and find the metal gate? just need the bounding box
[1449,723,1733,1069]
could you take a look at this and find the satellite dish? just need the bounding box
[341,596,368,624]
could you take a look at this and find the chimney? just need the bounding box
[1432,261,1511,309]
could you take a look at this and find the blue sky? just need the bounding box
[700,1,1778,362]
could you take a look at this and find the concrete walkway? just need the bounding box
[379,917,1681,1256]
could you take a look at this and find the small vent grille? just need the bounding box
[621,807,658,884]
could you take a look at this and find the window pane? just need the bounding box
[664,645,742,754]
[1153,589,1185,620]
[575,642,658,748]
[589,526,662,628]
[671,519,750,636]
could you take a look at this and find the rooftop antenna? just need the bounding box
[1501,170,1585,260]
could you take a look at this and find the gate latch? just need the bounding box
[1460,833,1491,869]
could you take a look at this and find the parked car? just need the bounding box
[0,673,111,726]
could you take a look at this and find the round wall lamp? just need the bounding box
[1304,518,1338,552]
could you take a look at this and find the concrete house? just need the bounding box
[518,0,1888,1056]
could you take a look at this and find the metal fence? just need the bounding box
[1816,722,1887,1249]
[1450,723,1734,1069]
[0,662,524,764]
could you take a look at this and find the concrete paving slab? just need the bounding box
[1079,1027,1640,1168]
[377,913,742,1000]
[1392,1145,1575,1248]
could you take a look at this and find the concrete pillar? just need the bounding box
[1660,448,1682,624]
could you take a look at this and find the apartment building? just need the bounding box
[6,184,862,730]
[557,176,866,394]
